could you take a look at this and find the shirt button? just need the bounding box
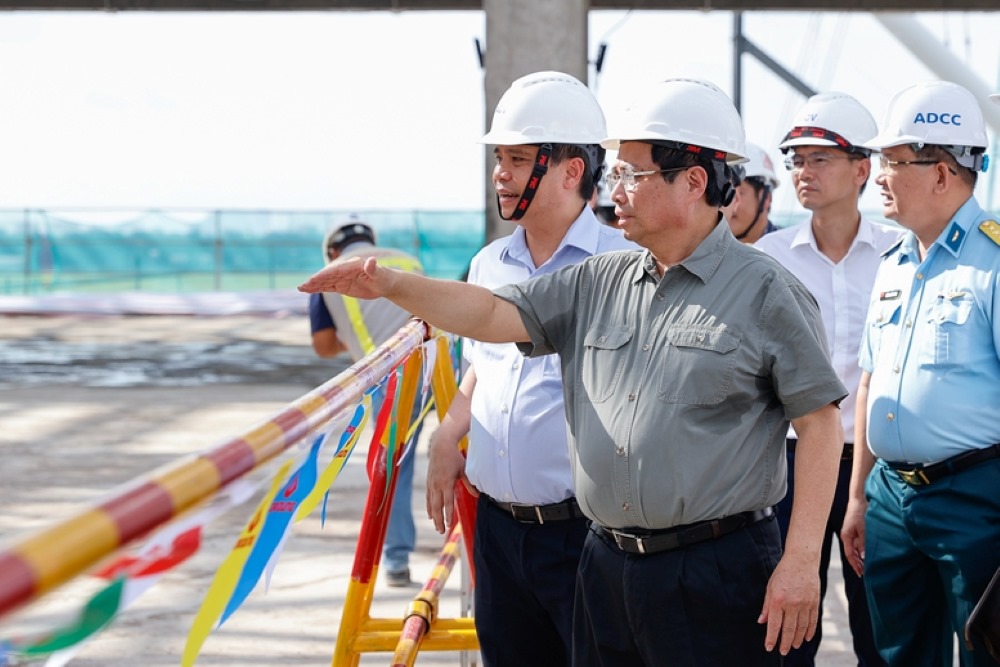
[893,365,901,373]
[697,333,705,342]
[512,361,520,370]
[905,320,912,328]
[622,502,630,511]
[656,294,664,301]
[642,344,650,351]
[498,449,505,457]
[501,404,509,413]
[616,446,625,456]
[628,393,636,401]
[887,413,895,422]
[916,273,924,280]
[598,336,606,343]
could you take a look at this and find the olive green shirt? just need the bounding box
[494,222,847,530]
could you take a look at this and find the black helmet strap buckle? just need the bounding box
[499,143,553,222]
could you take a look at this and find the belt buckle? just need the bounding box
[611,529,646,554]
[508,502,544,524]
[897,467,930,486]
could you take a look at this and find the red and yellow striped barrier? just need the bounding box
[0,319,429,620]
[390,522,476,667]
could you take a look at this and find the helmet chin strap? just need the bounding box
[734,185,771,241]
[498,144,553,221]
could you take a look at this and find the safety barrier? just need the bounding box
[332,334,480,666]
[0,317,482,666]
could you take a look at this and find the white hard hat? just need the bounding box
[742,142,780,190]
[481,71,606,146]
[779,92,877,154]
[865,81,988,171]
[602,78,747,164]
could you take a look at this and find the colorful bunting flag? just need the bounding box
[181,459,294,667]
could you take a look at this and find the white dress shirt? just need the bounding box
[755,217,902,442]
[464,207,636,505]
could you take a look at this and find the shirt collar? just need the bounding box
[789,215,881,253]
[932,196,982,258]
[499,206,602,268]
[891,195,984,264]
[678,219,730,284]
[632,218,730,285]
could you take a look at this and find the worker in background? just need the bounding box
[723,141,780,243]
[308,218,425,587]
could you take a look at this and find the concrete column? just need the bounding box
[482,0,590,244]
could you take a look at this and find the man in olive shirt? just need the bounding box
[300,78,846,666]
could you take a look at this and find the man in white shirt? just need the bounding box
[425,71,635,667]
[755,92,899,667]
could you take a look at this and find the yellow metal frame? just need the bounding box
[332,334,478,666]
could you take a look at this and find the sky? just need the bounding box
[1,9,1000,220]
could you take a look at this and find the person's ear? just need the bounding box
[564,156,586,190]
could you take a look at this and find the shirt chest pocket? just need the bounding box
[926,294,975,366]
[658,327,740,405]
[869,302,901,361]
[580,327,632,403]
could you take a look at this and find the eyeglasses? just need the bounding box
[783,153,856,172]
[878,157,941,172]
[605,165,690,192]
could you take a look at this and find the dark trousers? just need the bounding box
[776,439,884,667]
[473,494,589,667]
[573,514,783,666]
[864,457,1000,667]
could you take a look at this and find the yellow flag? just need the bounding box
[295,394,371,523]
[181,459,293,667]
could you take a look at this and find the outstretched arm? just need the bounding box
[299,257,529,343]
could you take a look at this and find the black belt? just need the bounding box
[484,495,586,524]
[599,507,774,556]
[887,443,1000,486]
[787,438,854,461]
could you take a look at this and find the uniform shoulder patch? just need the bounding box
[980,220,1000,247]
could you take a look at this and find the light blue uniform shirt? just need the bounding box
[464,208,636,505]
[860,196,1000,463]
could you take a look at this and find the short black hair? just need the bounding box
[550,143,606,201]
[650,143,733,207]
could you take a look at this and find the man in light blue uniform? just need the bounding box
[426,71,635,667]
[842,80,1000,666]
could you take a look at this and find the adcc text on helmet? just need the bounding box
[864,81,988,171]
